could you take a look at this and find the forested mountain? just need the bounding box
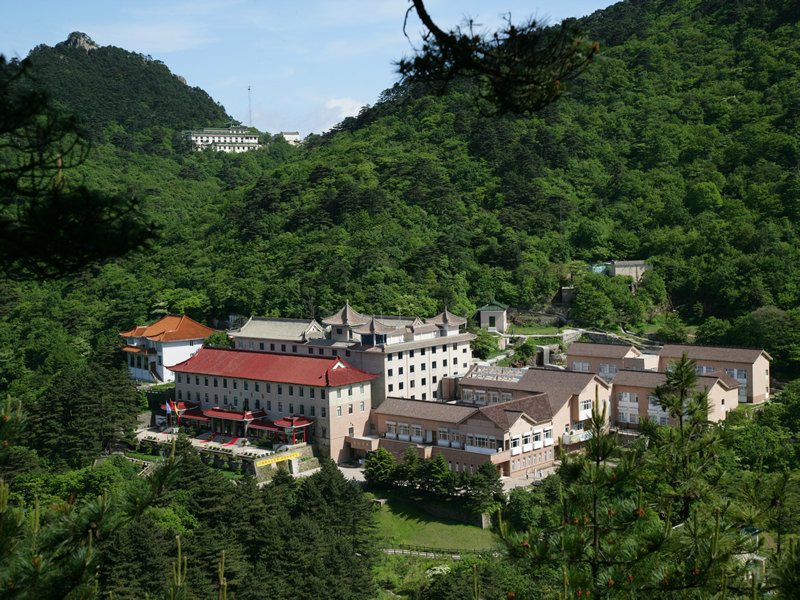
[20,31,229,145]
[2,0,800,597]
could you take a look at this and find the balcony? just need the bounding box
[385,432,397,440]
[464,444,497,455]
[398,434,410,442]
[522,443,532,453]
[411,435,423,443]
[579,407,593,421]
[533,440,543,450]
[544,436,554,446]
[511,446,522,456]
[562,431,593,445]
[436,439,450,447]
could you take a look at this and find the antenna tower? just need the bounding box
[248,85,252,127]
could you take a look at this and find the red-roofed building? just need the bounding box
[120,314,216,383]
[168,346,379,461]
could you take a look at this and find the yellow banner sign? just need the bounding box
[255,452,300,468]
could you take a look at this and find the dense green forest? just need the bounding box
[2,0,800,597]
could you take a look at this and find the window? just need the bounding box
[299,387,304,397]
[289,403,294,413]
[399,382,404,390]
[223,396,228,405]
[321,407,326,417]
[410,380,415,388]
[572,361,590,372]
[432,346,436,354]
[195,376,199,385]
[432,376,437,383]
[348,404,353,414]
[310,406,315,416]
[308,348,314,354]
[360,401,364,412]
[289,386,294,396]
[399,367,404,375]
[337,389,342,398]
[421,363,426,371]
[422,393,427,400]
[502,392,511,402]
[411,424,422,438]
[336,406,342,417]
[270,343,275,351]
[177,374,182,384]
[177,389,182,399]
[337,328,343,335]
[398,423,409,437]
[244,381,249,391]
[387,422,396,434]
[233,380,238,390]
[281,344,286,352]
[259,342,264,350]
[214,378,218,387]
[278,385,283,395]
[360,383,364,393]
[223,378,228,388]
[292,345,297,353]
[348,426,354,436]
[310,388,315,399]
[278,402,283,411]
[648,395,661,407]
[321,390,326,399]
[443,359,448,366]
[234,398,238,407]
[452,343,457,350]
[387,353,392,362]
[348,386,353,396]
[421,377,426,385]
[388,384,394,392]
[410,365,415,373]
[442,345,447,352]
[397,351,403,359]
[318,348,324,355]
[205,377,209,386]
[266,383,271,393]
[580,398,591,412]
[255,399,261,409]
[409,350,414,358]
[322,427,327,438]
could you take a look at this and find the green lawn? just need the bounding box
[373,496,502,551]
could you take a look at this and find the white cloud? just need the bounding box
[90,22,215,54]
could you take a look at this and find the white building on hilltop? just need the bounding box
[184,123,261,152]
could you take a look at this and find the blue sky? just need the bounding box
[1,1,616,136]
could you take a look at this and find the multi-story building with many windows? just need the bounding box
[168,346,378,461]
[184,124,261,153]
[229,303,474,405]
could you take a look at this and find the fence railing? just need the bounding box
[380,543,504,558]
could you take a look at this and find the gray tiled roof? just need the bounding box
[479,393,553,428]
[228,317,323,342]
[611,370,740,391]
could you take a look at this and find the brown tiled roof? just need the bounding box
[479,393,553,428]
[374,397,477,423]
[120,314,216,342]
[566,342,637,359]
[611,370,740,392]
[322,301,369,326]
[427,308,467,326]
[659,344,771,364]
